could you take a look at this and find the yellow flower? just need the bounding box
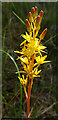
[36,55,50,65]
[20,32,32,46]
[18,75,28,86]
[32,69,41,78]
[14,6,50,87]
[19,57,29,64]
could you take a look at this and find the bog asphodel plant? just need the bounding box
[15,7,50,119]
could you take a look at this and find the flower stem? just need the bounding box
[27,79,31,119]
[27,97,30,119]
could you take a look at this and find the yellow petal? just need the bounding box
[16,71,26,74]
[41,55,47,61]
[21,34,27,39]
[21,62,27,73]
[36,69,41,74]
[40,50,47,54]
[36,56,40,62]
[33,63,38,67]
[18,76,22,82]
[14,51,20,53]
[38,51,42,56]
[19,57,28,64]
[16,57,20,60]
[33,75,40,77]
[39,45,47,50]
[20,40,26,46]
[42,61,51,64]
[22,75,24,79]
[24,57,28,64]
[20,57,25,62]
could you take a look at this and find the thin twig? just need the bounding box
[40,102,56,115]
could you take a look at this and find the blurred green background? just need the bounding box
[2,2,58,119]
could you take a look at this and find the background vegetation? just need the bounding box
[2,2,58,119]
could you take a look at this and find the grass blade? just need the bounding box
[10,2,17,12]
[0,49,22,117]
[2,30,6,50]
[43,35,56,45]
[13,11,25,26]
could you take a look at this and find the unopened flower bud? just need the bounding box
[39,10,44,18]
[35,16,40,30]
[36,15,40,23]
[40,28,47,40]
[39,10,44,25]
[31,7,35,17]
[26,19,31,32]
[29,12,32,22]
[26,19,30,27]
[35,6,38,16]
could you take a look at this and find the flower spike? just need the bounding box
[15,6,49,85]
[14,6,50,119]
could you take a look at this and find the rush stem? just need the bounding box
[27,79,31,119]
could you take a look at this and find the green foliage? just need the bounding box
[1,49,22,118]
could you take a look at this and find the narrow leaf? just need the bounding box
[13,11,25,25]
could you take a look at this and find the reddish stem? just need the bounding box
[27,97,30,119]
[27,79,31,119]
